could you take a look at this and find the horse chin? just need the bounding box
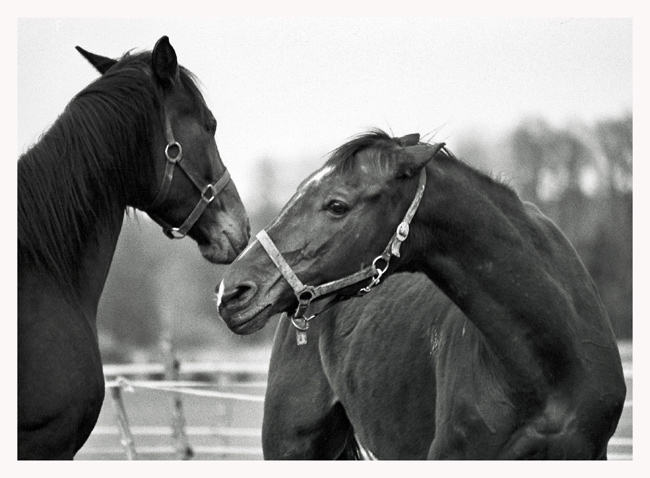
[219,303,274,335]
[197,227,249,264]
[198,242,237,264]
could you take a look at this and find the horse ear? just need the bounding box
[395,142,446,179]
[396,133,420,147]
[152,36,179,88]
[75,46,117,74]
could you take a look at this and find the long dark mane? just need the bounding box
[17,50,208,290]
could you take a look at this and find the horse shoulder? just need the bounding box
[263,315,349,459]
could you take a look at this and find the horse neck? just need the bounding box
[76,215,126,317]
[18,78,160,306]
[403,161,596,393]
[18,210,125,341]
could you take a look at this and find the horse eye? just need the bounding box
[326,200,349,216]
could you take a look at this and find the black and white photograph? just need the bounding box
[13,8,639,466]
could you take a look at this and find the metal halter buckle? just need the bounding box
[396,222,409,241]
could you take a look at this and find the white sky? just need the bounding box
[15,15,633,205]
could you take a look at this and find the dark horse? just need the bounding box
[18,36,249,459]
[218,130,626,459]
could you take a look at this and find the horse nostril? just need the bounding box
[219,281,257,309]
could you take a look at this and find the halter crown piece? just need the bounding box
[146,111,231,239]
[256,141,444,345]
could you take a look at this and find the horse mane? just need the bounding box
[17,50,208,291]
[325,128,401,172]
[326,128,518,199]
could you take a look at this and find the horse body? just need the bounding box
[18,264,107,458]
[262,274,440,460]
[296,271,622,460]
[18,37,249,459]
[263,314,358,459]
[219,130,625,459]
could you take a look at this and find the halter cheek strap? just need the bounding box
[147,115,180,211]
[147,114,231,239]
[255,151,439,345]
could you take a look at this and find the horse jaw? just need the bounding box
[198,239,239,264]
[195,209,250,264]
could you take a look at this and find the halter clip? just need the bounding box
[358,255,389,295]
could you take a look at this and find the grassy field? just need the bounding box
[76,341,632,460]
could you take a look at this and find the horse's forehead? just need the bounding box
[270,169,332,225]
[300,160,386,197]
[303,165,336,189]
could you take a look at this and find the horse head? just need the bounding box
[217,130,443,334]
[76,36,250,264]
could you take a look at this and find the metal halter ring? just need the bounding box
[297,287,316,304]
[358,256,389,295]
[165,141,183,163]
[373,255,389,271]
[293,287,316,320]
[290,315,313,332]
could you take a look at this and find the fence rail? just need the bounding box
[78,445,264,457]
[91,425,261,437]
[77,354,633,461]
[102,361,269,377]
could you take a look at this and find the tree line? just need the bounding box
[504,113,632,338]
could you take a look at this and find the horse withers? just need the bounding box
[18,36,249,459]
[218,130,626,459]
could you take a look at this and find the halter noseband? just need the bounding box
[146,113,231,239]
[256,144,443,345]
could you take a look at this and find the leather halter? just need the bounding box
[256,150,439,345]
[146,113,231,239]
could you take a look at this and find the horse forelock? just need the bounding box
[326,128,404,175]
[17,49,207,291]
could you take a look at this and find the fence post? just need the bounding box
[109,381,138,460]
[161,335,194,460]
